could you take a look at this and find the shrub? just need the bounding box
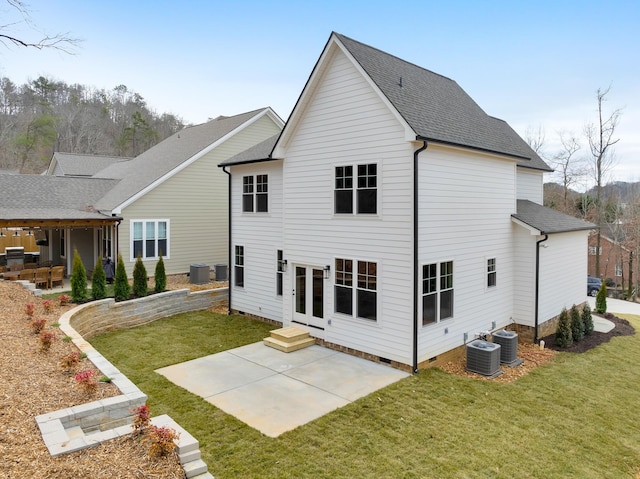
[25,302,35,317]
[133,255,148,298]
[154,254,166,293]
[570,304,584,342]
[31,318,47,334]
[146,425,179,457]
[58,294,71,306]
[582,303,594,336]
[555,307,573,348]
[42,299,54,313]
[71,249,88,303]
[39,331,57,351]
[114,253,131,301]
[74,370,98,395]
[59,351,81,371]
[91,257,107,300]
[132,404,151,435]
[595,281,607,314]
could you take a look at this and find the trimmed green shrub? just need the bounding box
[570,304,584,342]
[582,303,594,335]
[154,254,166,293]
[555,307,573,348]
[114,253,131,301]
[595,281,607,314]
[91,257,107,300]
[70,249,88,303]
[133,255,148,298]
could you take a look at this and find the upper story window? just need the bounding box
[131,220,168,261]
[243,175,268,213]
[487,258,496,288]
[335,163,377,215]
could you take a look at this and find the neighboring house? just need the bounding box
[220,32,594,372]
[588,224,638,288]
[1,108,283,277]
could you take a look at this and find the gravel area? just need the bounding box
[0,280,188,478]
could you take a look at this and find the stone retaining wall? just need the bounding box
[70,287,228,339]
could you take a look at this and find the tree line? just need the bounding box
[0,75,185,173]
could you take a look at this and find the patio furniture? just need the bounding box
[49,266,65,289]
[23,262,38,269]
[8,264,24,272]
[34,267,50,289]
[19,269,36,282]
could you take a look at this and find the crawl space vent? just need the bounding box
[466,340,501,377]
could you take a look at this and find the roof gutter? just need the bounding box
[222,166,232,315]
[534,234,549,343]
[413,137,428,373]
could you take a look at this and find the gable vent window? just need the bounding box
[335,163,377,215]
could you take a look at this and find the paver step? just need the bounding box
[263,335,315,353]
[184,459,208,478]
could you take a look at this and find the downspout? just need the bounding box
[222,166,232,315]
[534,234,548,343]
[413,138,428,374]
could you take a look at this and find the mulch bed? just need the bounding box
[540,313,635,353]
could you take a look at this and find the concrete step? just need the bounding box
[184,459,208,478]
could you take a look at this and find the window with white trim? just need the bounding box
[334,163,377,214]
[615,264,623,277]
[589,246,602,255]
[334,258,377,321]
[131,220,168,260]
[422,261,454,325]
[276,250,284,296]
[234,245,244,287]
[242,174,268,213]
[487,258,496,288]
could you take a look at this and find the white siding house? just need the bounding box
[221,33,594,371]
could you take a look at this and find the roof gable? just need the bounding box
[47,153,131,177]
[276,32,551,171]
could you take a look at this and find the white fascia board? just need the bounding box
[112,108,277,215]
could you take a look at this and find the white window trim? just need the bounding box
[422,259,455,326]
[333,256,380,323]
[486,257,497,290]
[333,162,379,217]
[241,174,269,214]
[129,219,170,261]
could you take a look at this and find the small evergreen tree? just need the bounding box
[70,249,88,303]
[133,255,148,297]
[569,304,584,342]
[114,253,131,301]
[154,254,166,293]
[595,281,607,314]
[91,257,107,300]
[582,303,594,336]
[555,307,573,348]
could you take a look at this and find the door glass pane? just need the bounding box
[296,266,306,314]
[312,269,323,318]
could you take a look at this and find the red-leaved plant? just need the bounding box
[42,299,55,313]
[39,331,57,351]
[75,370,98,395]
[132,404,151,435]
[60,351,81,371]
[145,425,179,457]
[31,318,47,334]
[25,302,35,317]
[58,294,71,306]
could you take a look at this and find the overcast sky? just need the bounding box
[1,0,637,186]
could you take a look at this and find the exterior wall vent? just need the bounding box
[466,340,501,377]
[492,330,518,364]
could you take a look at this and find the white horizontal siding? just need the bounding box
[417,145,517,361]
[512,224,536,327]
[539,231,589,323]
[517,168,543,203]
[281,48,415,364]
[229,161,284,321]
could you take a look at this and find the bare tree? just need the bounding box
[0,1,80,52]
[585,86,623,277]
[524,124,547,157]
[550,132,583,214]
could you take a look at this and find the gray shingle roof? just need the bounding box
[50,153,130,177]
[513,199,595,234]
[94,108,271,211]
[218,134,280,167]
[333,33,551,171]
[0,175,120,221]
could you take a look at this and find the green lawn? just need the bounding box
[89,312,640,479]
